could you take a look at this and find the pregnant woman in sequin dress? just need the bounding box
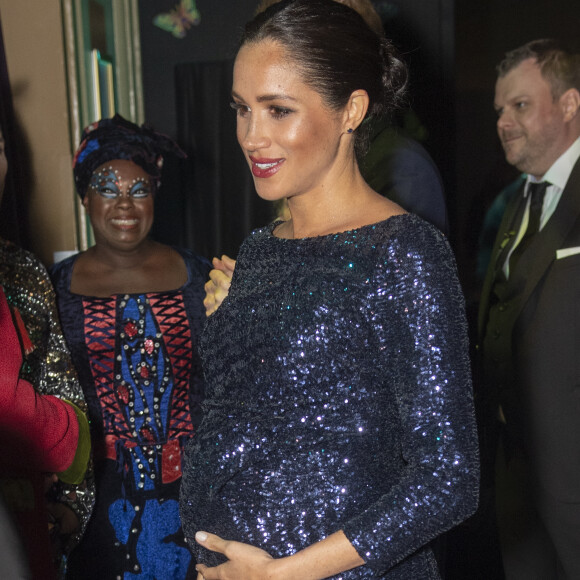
[180,1,479,578]
[51,115,210,579]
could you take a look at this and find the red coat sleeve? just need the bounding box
[0,287,79,474]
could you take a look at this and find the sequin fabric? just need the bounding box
[51,247,209,579]
[181,214,479,579]
[0,238,95,558]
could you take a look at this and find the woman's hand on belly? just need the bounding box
[195,531,275,579]
[194,528,364,579]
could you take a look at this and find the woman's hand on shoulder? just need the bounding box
[203,255,236,316]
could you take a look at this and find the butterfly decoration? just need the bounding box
[153,0,201,39]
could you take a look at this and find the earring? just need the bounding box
[347,128,354,134]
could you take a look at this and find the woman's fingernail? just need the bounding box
[196,531,208,542]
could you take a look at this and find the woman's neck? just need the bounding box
[71,240,187,296]
[87,238,157,270]
[281,168,395,239]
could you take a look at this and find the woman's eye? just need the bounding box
[230,102,250,118]
[130,186,151,199]
[97,187,119,198]
[270,106,292,120]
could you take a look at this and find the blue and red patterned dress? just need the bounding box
[51,247,209,580]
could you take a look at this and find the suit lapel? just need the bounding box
[477,183,526,339]
[506,158,580,324]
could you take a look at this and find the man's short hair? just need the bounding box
[497,38,580,100]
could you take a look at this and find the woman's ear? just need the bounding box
[343,89,369,132]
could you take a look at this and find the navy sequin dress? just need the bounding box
[51,247,209,580]
[180,215,479,579]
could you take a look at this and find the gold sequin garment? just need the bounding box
[0,238,94,550]
[181,215,479,578]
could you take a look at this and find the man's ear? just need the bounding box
[343,89,369,133]
[560,87,580,123]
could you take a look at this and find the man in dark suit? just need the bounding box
[478,39,580,578]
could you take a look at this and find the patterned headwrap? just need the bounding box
[72,114,186,199]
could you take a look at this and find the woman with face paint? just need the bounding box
[51,115,210,579]
[180,2,479,579]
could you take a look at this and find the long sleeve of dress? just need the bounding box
[341,224,479,575]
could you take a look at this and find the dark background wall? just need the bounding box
[139,0,257,141]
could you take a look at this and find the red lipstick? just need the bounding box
[249,156,284,178]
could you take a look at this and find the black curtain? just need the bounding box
[153,60,273,260]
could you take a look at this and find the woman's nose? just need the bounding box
[114,191,135,207]
[238,116,270,152]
